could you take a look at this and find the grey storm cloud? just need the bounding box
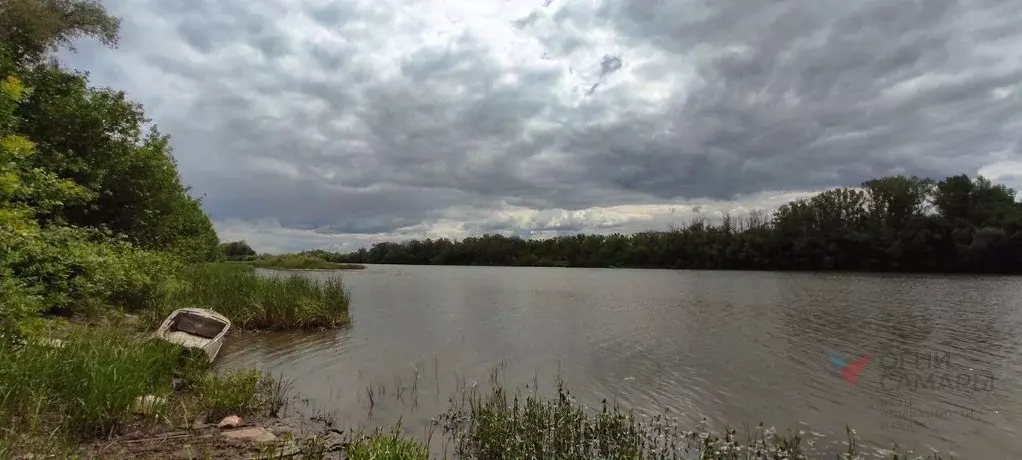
[57,0,1022,250]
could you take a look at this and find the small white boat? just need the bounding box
[155,308,231,362]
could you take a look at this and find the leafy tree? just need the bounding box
[861,175,933,230]
[13,64,219,260]
[0,0,220,261]
[1,0,222,340]
[0,0,119,66]
[220,240,257,259]
[0,73,88,224]
[0,61,86,335]
[934,174,975,225]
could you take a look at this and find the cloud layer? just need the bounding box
[62,0,1022,252]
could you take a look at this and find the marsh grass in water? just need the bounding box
[172,263,351,330]
[435,380,957,460]
[336,361,958,459]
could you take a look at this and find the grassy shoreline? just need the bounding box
[0,322,293,458]
[0,261,355,458]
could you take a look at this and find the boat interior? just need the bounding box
[169,312,226,339]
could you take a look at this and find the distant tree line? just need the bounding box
[319,175,1022,273]
[219,240,257,260]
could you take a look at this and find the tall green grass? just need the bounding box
[171,264,351,330]
[0,328,179,440]
[346,428,429,460]
[194,370,293,422]
[0,327,297,457]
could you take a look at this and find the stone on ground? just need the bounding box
[220,427,276,442]
[217,415,243,428]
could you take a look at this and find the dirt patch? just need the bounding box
[78,414,345,459]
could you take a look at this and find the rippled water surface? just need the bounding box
[218,265,1022,458]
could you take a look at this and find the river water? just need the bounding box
[217,265,1022,458]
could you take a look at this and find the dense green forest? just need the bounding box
[322,175,1022,273]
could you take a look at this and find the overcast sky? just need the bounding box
[62,0,1022,252]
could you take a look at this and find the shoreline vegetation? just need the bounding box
[173,264,352,330]
[322,174,1022,274]
[1,1,358,456]
[433,381,953,460]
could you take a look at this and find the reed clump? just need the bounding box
[346,427,430,460]
[435,381,955,460]
[194,369,294,422]
[172,263,351,330]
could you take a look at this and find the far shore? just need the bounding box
[251,262,367,270]
[256,265,366,271]
[224,257,366,271]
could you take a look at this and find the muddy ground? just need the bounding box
[78,413,346,459]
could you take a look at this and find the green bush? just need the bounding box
[6,226,180,315]
[0,70,87,337]
[0,269,43,343]
[219,240,256,260]
[346,429,429,460]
